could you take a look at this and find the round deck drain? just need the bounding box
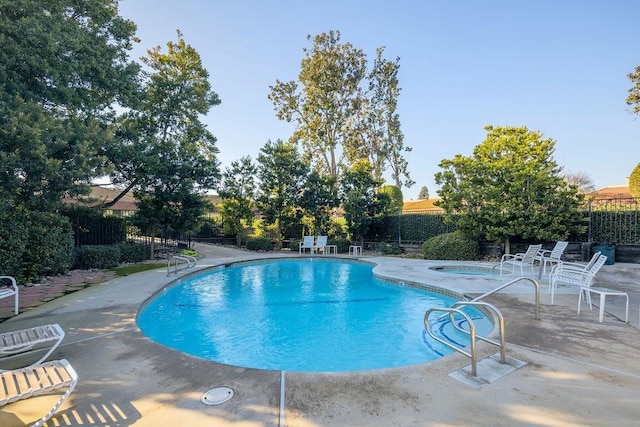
[201,387,234,405]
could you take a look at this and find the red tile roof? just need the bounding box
[586,185,632,199]
[402,198,444,213]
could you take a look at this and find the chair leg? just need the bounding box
[577,288,583,314]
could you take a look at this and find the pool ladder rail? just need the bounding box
[424,277,540,378]
[167,254,197,276]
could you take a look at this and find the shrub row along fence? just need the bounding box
[384,197,640,246]
[588,197,639,245]
[68,197,640,252]
[379,212,458,244]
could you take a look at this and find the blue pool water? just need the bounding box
[137,259,492,372]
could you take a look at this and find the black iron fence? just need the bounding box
[587,197,640,244]
[382,197,639,246]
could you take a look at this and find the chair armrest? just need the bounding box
[501,252,526,262]
[536,249,552,258]
[557,261,588,271]
[0,276,18,292]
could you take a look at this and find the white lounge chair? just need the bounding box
[299,236,315,254]
[534,241,568,278]
[1,324,65,371]
[0,276,19,316]
[0,359,78,427]
[314,235,328,255]
[499,244,542,277]
[549,251,608,304]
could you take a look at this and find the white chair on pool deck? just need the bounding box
[534,241,568,279]
[549,251,607,304]
[0,324,65,371]
[299,235,315,254]
[314,235,328,255]
[499,244,542,277]
[0,275,19,316]
[0,359,78,427]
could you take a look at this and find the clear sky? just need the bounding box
[117,0,640,199]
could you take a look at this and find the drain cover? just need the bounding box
[201,386,234,405]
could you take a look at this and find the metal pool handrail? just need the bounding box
[167,254,197,276]
[451,300,506,364]
[424,307,478,376]
[425,301,506,377]
[470,277,541,320]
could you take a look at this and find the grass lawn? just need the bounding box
[112,263,166,277]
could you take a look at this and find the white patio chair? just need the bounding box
[549,251,607,304]
[0,359,78,427]
[1,324,65,371]
[534,241,568,278]
[314,235,328,255]
[499,244,542,277]
[299,236,315,254]
[0,275,19,316]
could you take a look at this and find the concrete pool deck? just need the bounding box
[1,243,639,426]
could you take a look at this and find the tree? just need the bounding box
[630,162,640,198]
[339,160,390,244]
[627,65,640,115]
[269,30,366,178]
[0,0,139,211]
[418,186,430,200]
[299,171,339,236]
[435,125,585,252]
[109,31,221,256]
[365,48,413,189]
[256,140,309,249]
[378,185,403,214]
[562,170,596,194]
[218,156,258,245]
[110,31,220,196]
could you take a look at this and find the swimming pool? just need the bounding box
[137,259,492,372]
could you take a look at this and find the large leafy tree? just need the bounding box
[269,30,366,178]
[627,65,640,115]
[218,156,258,245]
[0,0,139,211]
[418,186,430,200]
[378,184,403,214]
[109,31,221,249]
[625,67,639,198]
[346,47,413,188]
[630,163,640,198]
[435,126,584,251]
[339,160,390,244]
[299,171,339,236]
[256,140,309,249]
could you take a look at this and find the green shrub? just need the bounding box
[195,217,223,238]
[0,204,28,280]
[0,208,73,283]
[329,238,351,253]
[180,248,199,257]
[422,231,479,260]
[246,237,273,251]
[290,239,301,251]
[116,242,149,263]
[73,246,121,269]
[23,212,74,278]
[380,241,404,255]
[328,217,348,239]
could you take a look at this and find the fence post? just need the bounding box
[398,211,402,245]
[587,199,592,243]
